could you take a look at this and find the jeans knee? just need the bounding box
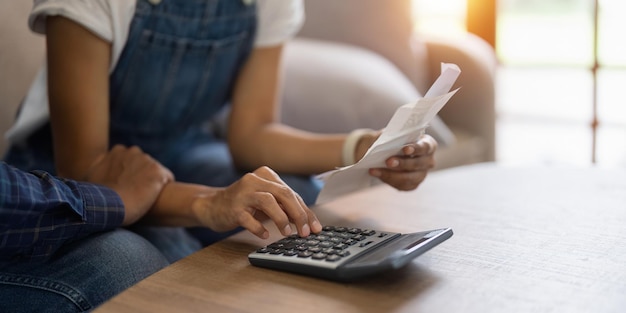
[92,229,171,278]
[55,229,170,308]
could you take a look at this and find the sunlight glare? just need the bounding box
[411,0,467,36]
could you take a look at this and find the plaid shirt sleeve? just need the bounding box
[0,162,125,264]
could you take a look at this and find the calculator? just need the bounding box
[248,225,453,281]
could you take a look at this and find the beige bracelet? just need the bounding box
[342,128,374,166]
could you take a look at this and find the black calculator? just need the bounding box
[248,225,453,281]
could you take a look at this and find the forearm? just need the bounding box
[229,123,346,175]
[0,163,124,264]
[227,44,345,174]
[139,181,220,227]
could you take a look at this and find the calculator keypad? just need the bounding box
[252,225,399,267]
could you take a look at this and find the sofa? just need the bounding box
[0,0,497,170]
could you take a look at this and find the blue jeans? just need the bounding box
[0,228,202,312]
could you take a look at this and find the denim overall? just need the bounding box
[1,1,318,311]
[5,0,320,237]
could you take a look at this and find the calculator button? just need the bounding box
[359,241,374,248]
[329,237,344,244]
[326,254,342,262]
[308,247,322,253]
[269,242,295,250]
[333,243,348,250]
[282,250,298,256]
[311,253,327,260]
[320,231,336,237]
[353,235,366,241]
[337,250,351,257]
[361,230,376,236]
[338,233,355,239]
[297,251,313,258]
[322,248,336,254]
[315,235,329,241]
[305,240,320,246]
[319,241,333,248]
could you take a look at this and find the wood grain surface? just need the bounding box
[95,163,626,313]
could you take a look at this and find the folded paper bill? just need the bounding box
[315,63,461,204]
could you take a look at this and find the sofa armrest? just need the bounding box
[423,33,498,161]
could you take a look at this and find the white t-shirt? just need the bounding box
[6,0,304,143]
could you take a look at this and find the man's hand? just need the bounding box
[191,166,322,239]
[85,145,174,225]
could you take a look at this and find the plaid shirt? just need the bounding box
[0,162,124,265]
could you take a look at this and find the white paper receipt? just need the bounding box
[315,63,461,204]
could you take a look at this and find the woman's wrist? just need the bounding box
[342,128,375,166]
[355,130,381,164]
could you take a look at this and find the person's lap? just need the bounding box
[0,229,171,313]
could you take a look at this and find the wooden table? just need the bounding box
[95,163,626,313]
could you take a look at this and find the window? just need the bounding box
[413,0,626,167]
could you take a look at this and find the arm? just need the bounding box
[44,18,320,238]
[146,166,322,239]
[228,45,346,174]
[228,45,438,190]
[45,16,111,179]
[0,145,173,264]
[0,162,124,264]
